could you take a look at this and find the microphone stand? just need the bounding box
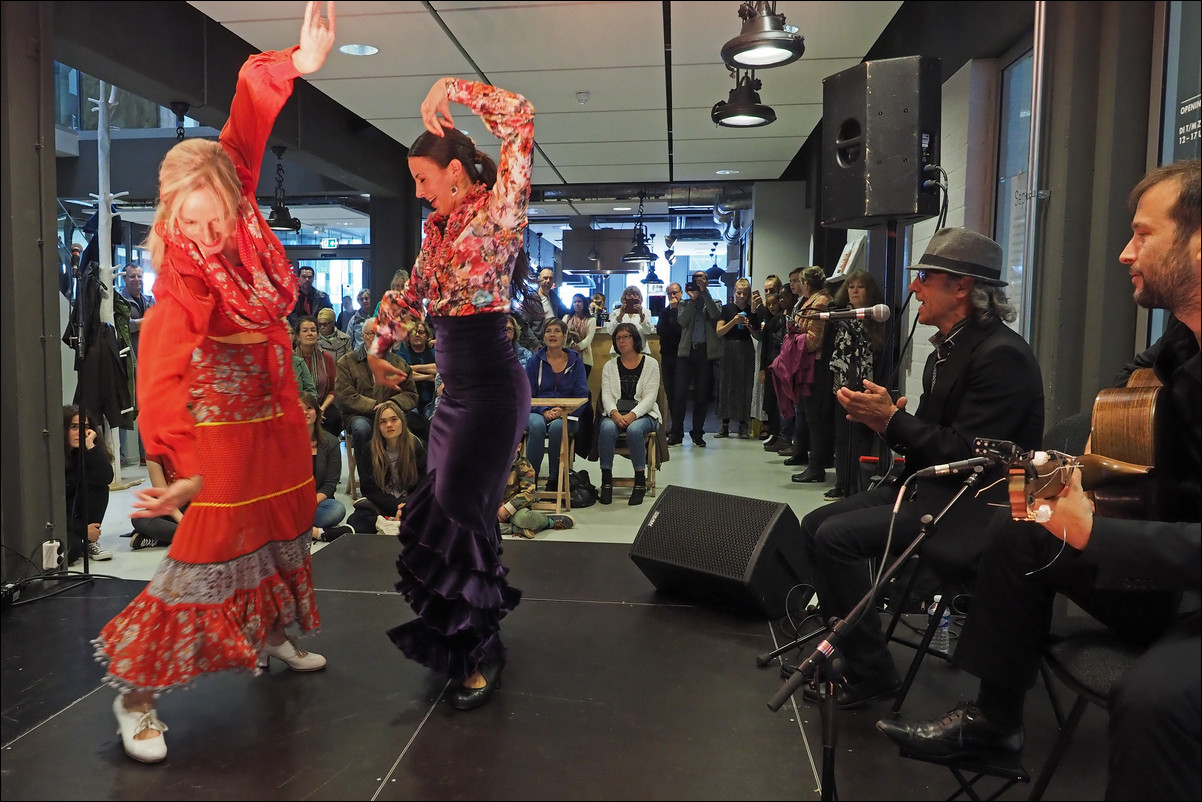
[766,466,988,802]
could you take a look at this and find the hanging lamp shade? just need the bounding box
[720,1,805,69]
[712,70,776,128]
[266,146,302,232]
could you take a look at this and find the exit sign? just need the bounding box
[321,237,339,249]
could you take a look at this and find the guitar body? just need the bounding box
[1089,368,1163,519]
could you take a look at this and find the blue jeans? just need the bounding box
[598,415,657,471]
[347,414,373,451]
[314,497,347,529]
[526,412,578,482]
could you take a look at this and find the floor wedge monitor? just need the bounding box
[628,486,807,619]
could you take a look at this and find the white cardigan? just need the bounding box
[600,354,662,422]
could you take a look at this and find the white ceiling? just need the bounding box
[186,1,903,248]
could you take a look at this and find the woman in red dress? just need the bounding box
[93,3,338,764]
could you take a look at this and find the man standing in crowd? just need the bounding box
[668,271,722,447]
[290,265,333,327]
[520,266,569,342]
[656,282,683,406]
[347,288,372,351]
[879,160,1200,801]
[790,228,1045,709]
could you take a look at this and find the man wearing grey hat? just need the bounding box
[785,227,1045,709]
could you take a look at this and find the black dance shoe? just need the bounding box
[451,662,504,711]
[801,672,903,709]
[876,701,1024,761]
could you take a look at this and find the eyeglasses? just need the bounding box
[915,269,949,284]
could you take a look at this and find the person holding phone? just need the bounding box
[715,277,762,439]
[606,285,654,354]
[668,271,722,447]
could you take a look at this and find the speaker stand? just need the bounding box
[766,467,988,802]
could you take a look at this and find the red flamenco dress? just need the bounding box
[93,49,318,692]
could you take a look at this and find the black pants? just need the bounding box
[954,511,1195,801]
[801,362,834,469]
[670,345,714,439]
[800,480,997,685]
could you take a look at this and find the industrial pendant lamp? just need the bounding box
[586,225,600,262]
[720,1,805,69]
[712,70,776,128]
[621,193,655,264]
[706,242,725,282]
[266,146,302,232]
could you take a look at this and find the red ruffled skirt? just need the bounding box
[94,338,317,692]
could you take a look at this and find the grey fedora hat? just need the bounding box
[906,227,1006,286]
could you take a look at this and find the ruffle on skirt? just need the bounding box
[386,470,521,682]
[93,533,318,693]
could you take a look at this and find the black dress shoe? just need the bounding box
[666,435,683,446]
[451,662,504,711]
[793,468,826,483]
[691,435,707,447]
[876,701,1024,761]
[801,673,903,710]
[783,454,808,467]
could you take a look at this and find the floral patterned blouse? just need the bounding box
[373,78,535,355]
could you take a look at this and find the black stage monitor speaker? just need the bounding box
[822,55,942,229]
[629,486,807,619]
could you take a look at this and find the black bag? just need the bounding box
[569,469,598,508]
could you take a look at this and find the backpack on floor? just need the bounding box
[569,469,598,508]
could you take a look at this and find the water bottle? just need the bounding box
[928,595,951,654]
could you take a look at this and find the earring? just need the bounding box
[450,185,459,197]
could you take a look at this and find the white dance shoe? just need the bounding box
[257,638,327,672]
[113,695,168,763]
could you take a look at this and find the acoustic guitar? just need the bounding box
[1008,368,1163,521]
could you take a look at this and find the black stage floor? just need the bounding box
[1,535,1107,800]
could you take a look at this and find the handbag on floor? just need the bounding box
[375,514,400,537]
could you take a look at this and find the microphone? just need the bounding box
[913,455,999,479]
[805,304,891,322]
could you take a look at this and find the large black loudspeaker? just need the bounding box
[628,487,807,619]
[822,56,942,229]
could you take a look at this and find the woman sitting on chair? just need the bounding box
[347,400,427,533]
[597,322,661,506]
[525,317,588,492]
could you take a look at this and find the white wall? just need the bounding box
[748,181,812,282]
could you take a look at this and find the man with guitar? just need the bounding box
[878,159,1201,801]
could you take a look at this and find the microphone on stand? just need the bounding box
[912,455,999,479]
[801,304,892,322]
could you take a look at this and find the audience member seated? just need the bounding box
[597,322,662,506]
[64,404,113,563]
[336,316,422,452]
[300,393,353,543]
[129,454,185,551]
[498,445,575,538]
[347,401,428,533]
[526,318,588,491]
[317,306,352,364]
[295,315,340,439]
[394,319,438,419]
[563,292,597,377]
[506,312,534,367]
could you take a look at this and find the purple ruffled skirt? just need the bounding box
[386,313,530,680]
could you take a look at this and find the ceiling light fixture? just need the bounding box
[339,43,379,57]
[586,226,600,262]
[720,1,805,69]
[712,69,776,128]
[266,145,302,232]
[621,193,655,264]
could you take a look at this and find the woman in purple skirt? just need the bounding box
[369,76,534,710]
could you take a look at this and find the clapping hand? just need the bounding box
[292,2,336,76]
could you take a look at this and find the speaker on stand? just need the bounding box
[821,55,943,471]
[628,486,808,620]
